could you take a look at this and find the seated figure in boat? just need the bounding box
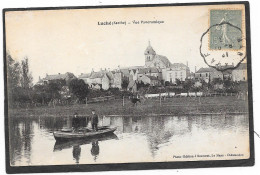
[72,112,80,132]
[90,109,99,131]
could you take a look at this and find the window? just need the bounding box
[206,73,208,77]
[200,74,202,77]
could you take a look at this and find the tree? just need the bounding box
[21,57,33,89]
[137,81,149,90]
[165,81,171,86]
[183,79,194,92]
[32,84,51,104]
[6,53,22,107]
[175,79,182,86]
[47,81,62,99]
[69,79,89,102]
[223,78,232,88]
[6,53,21,89]
[211,78,223,85]
[121,79,129,90]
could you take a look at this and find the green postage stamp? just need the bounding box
[209,9,243,50]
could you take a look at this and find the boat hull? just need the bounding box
[53,127,117,141]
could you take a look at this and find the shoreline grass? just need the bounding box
[8,96,248,117]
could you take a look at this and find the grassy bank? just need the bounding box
[8,96,248,117]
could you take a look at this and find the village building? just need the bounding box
[129,69,139,82]
[77,41,194,91]
[78,69,125,90]
[78,73,91,84]
[187,72,195,79]
[119,68,131,81]
[162,63,190,84]
[137,67,162,80]
[144,41,172,69]
[137,75,161,86]
[88,71,110,90]
[36,72,76,85]
[194,67,223,83]
[232,63,247,82]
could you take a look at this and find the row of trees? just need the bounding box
[7,54,92,108]
[7,54,33,107]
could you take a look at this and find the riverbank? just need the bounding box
[8,96,248,117]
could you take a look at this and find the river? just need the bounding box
[8,114,250,166]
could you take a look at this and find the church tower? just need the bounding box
[144,41,156,67]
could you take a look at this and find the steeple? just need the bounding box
[144,40,156,66]
[144,41,156,55]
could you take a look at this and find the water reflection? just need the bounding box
[54,133,118,163]
[91,141,99,162]
[72,145,81,164]
[9,114,249,166]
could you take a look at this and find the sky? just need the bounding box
[5,4,245,83]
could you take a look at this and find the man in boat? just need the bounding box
[90,109,99,131]
[72,112,80,132]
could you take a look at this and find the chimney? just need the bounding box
[195,66,197,73]
[39,76,41,80]
[92,68,94,72]
[58,73,60,75]
[186,61,188,67]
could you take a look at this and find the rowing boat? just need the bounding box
[53,126,117,141]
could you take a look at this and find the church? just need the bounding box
[144,41,172,69]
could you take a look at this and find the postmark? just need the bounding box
[200,9,246,71]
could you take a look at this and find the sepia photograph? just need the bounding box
[3,1,254,173]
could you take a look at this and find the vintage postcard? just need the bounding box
[4,1,254,173]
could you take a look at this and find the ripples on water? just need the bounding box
[9,114,249,166]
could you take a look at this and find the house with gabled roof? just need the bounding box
[194,67,223,83]
[78,73,92,84]
[36,72,76,85]
[162,63,190,84]
[137,67,162,81]
[138,75,161,86]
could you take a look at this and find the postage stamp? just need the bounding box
[200,8,246,71]
[209,9,243,50]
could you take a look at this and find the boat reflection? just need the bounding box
[91,141,99,162]
[53,133,118,152]
[72,145,81,163]
[54,133,118,163]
